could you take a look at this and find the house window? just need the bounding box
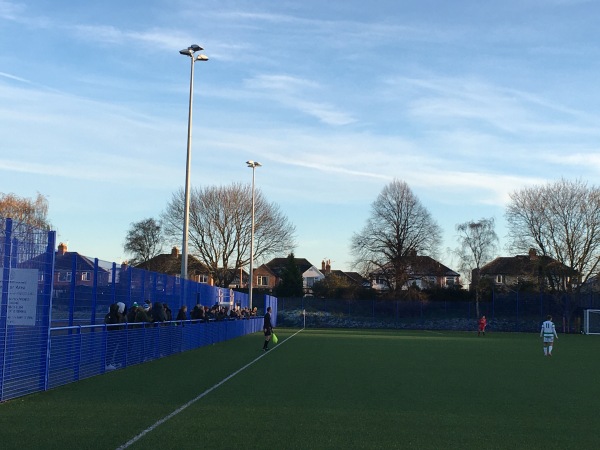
[375,277,386,285]
[445,277,455,286]
[81,272,91,281]
[198,274,209,283]
[496,275,504,284]
[305,277,317,287]
[257,276,269,286]
[58,272,72,282]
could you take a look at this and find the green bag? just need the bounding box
[272,333,278,344]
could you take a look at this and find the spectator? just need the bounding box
[152,302,167,323]
[104,303,124,370]
[163,303,172,322]
[176,305,188,325]
[127,302,139,323]
[135,304,152,324]
[191,303,202,320]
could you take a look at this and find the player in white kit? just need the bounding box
[540,315,558,356]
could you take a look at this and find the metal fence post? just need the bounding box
[0,218,13,401]
[42,230,56,392]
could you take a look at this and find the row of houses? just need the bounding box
[49,243,580,295]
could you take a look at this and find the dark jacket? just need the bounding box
[176,307,188,321]
[104,303,123,330]
[163,304,172,321]
[152,302,167,323]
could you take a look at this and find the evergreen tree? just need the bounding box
[275,253,304,297]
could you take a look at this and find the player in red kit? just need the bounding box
[478,315,487,336]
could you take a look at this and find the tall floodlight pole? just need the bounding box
[179,44,208,281]
[246,160,261,309]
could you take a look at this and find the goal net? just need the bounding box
[583,309,600,335]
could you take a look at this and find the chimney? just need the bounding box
[529,248,537,260]
[326,259,331,274]
[171,247,180,257]
[57,242,68,255]
[322,260,326,271]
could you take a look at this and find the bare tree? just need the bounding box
[162,183,296,287]
[454,218,498,316]
[506,178,600,289]
[351,179,442,294]
[123,218,163,266]
[0,192,51,230]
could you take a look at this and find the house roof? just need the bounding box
[480,253,575,276]
[262,258,315,276]
[329,269,369,286]
[28,248,109,274]
[135,249,208,276]
[54,252,104,272]
[372,255,459,277]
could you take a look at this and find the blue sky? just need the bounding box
[2,0,600,273]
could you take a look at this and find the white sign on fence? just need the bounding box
[0,268,38,326]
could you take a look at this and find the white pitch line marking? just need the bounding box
[116,328,304,450]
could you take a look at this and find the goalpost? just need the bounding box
[583,309,600,335]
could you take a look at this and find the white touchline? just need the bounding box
[116,328,304,450]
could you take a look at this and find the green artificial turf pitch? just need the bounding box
[0,329,598,449]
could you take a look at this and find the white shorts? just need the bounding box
[543,336,554,343]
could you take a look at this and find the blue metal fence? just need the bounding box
[0,217,275,402]
[47,319,262,390]
[1,218,55,401]
[277,291,600,333]
[50,258,254,327]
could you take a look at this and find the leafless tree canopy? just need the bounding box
[351,179,442,292]
[161,183,296,286]
[123,218,163,265]
[454,218,498,310]
[506,178,600,287]
[454,217,499,285]
[0,192,51,230]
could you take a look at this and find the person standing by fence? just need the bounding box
[104,303,124,370]
[262,307,274,352]
[540,315,558,356]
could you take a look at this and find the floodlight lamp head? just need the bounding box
[196,54,209,61]
[246,160,262,168]
[180,45,204,56]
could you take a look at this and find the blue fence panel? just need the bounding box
[46,318,263,390]
[0,218,55,401]
[1,217,276,401]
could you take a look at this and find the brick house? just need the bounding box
[319,259,370,288]
[252,257,324,294]
[135,247,212,284]
[53,242,110,288]
[369,251,460,291]
[475,248,577,292]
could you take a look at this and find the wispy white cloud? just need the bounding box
[383,75,600,138]
[0,71,31,83]
[70,24,192,50]
[244,74,355,125]
[0,0,23,20]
